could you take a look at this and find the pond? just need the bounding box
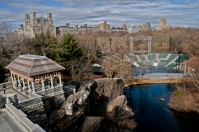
[124,84,199,132]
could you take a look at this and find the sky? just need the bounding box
[0,0,199,29]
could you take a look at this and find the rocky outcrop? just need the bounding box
[48,78,136,132]
[106,95,135,130]
[89,78,136,131]
[81,116,104,132]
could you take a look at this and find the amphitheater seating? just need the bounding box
[105,53,188,68]
[174,54,189,63]
[158,60,170,67]
[126,54,139,62]
[167,63,177,68]
[144,61,154,66]
[139,55,146,61]
[159,53,168,59]
[168,54,178,62]
[147,53,156,61]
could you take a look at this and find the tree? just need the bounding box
[55,33,82,79]
[34,31,57,57]
[0,21,21,71]
[0,20,13,66]
[0,20,12,37]
[101,54,132,79]
[0,64,5,83]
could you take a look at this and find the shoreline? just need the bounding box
[124,77,199,116]
[123,77,192,87]
[168,91,199,116]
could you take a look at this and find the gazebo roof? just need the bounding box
[6,54,65,77]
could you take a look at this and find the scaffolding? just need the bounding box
[130,36,152,54]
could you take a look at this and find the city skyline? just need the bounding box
[0,0,199,28]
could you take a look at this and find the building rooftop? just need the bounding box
[6,54,65,77]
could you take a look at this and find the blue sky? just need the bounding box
[0,0,199,28]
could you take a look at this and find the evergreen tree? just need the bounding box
[34,31,56,58]
[55,33,82,78]
[0,64,5,83]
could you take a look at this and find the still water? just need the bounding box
[124,84,199,132]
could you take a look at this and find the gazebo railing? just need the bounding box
[37,85,64,96]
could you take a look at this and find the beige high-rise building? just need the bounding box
[155,17,171,30]
[96,20,111,32]
[18,11,56,37]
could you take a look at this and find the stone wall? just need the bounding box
[0,95,6,108]
[42,92,65,114]
[5,103,45,132]
[18,94,48,129]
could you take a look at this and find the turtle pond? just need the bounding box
[124,83,199,132]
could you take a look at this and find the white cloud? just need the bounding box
[0,0,199,28]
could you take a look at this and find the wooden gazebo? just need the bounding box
[6,54,65,96]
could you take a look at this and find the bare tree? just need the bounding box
[101,54,133,79]
[0,20,36,66]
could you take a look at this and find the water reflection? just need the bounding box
[124,84,199,132]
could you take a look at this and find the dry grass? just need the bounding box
[123,78,191,87]
[168,92,199,113]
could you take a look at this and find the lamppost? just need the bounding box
[94,38,97,59]
[169,36,173,51]
[129,59,133,79]
[121,53,124,65]
[95,38,97,52]
[178,55,181,72]
[178,51,181,72]
[109,38,112,55]
[183,54,188,76]
[140,61,143,80]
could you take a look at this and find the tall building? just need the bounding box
[127,22,151,33]
[155,18,171,30]
[96,21,111,32]
[57,23,99,35]
[18,11,56,37]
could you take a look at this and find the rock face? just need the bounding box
[81,116,104,132]
[48,78,136,132]
[89,78,136,130]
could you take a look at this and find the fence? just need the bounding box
[37,86,64,96]
[0,82,12,90]
[5,103,45,132]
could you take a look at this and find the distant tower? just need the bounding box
[47,12,53,26]
[160,18,166,27]
[163,18,166,27]
[122,23,127,29]
[155,17,169,30]
[31,11,37,26]
[25,14,30,26]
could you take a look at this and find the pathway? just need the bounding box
[0,88,28,102]
[0,109,22,132]
[134,73,184,79]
